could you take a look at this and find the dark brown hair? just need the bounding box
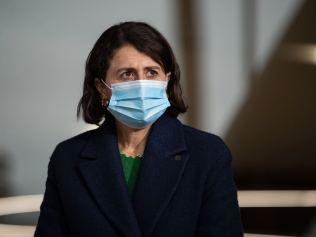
[77,21,187,125]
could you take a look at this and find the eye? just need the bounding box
[120,71,135,80]
[146,69,158,78]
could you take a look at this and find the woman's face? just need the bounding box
[95,44,170,101]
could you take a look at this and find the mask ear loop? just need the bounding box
[99,78,112,108]
[100,79,112,90]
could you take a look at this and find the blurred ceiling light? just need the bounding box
[245,234,296,237]
[279,43,316,65]
[0,224,35,237]
[1,191,316,215]
[238,190,316,207]
[0,192,313,237]
[0,194,43,216]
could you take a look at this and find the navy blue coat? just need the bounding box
[35,112,244,237]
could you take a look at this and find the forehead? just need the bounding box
[109,45,161,69]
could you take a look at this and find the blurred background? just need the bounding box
[0,0,315,236]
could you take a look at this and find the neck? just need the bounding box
[115,120,151,157]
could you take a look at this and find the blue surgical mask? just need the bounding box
[101,79,171,129]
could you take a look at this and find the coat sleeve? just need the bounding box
[34,145,69,236]
[195,141,244,237]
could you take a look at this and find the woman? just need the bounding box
[35,21,243,237]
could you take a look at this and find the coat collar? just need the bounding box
[75,112,190,237]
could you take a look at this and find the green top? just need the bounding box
[120,153,142,198]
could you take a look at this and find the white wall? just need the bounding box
[0,0,180,195]
[198,0,247,135]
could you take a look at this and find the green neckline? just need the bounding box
[120,153,142,160]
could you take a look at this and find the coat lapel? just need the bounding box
[75,117,142,237]
[75,112,190,237]
[132,113,190,237]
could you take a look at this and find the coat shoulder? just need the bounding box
[182,124,233,165]
[50,128,97,165]
[183,125,229,153]
[57,128,95,151]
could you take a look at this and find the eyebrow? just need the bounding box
[116,66,162,74]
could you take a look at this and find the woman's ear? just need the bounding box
[94,78,109,99]
[166,72,171,83]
